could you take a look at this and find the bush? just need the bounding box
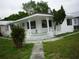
[11,26,25,48]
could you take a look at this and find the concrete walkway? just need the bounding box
[30,42,44,59]
[29,31,79,59]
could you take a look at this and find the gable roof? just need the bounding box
[66,15,74,19]
[69,11,79,17]
[14,13,52,23]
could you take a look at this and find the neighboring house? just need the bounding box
[69,11,79,30]
[0,21,13,37]
[0,13,78,40]
[72,17,79,30]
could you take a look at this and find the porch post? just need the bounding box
[46,17,50,33]
[28,20,31,35]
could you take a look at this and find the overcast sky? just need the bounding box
[0,0,79,19]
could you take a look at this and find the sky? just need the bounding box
[0,0,79,19]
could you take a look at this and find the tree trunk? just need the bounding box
[13,38,23,48]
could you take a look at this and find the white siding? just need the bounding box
[72,18,79,26]
[0,14,76,40]
[0,25,11,37]
[56,18,74,35]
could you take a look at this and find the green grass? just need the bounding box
[55,30,79,37]
[55,32,72,37]
[0,38,33,59]
[43,33,79,59]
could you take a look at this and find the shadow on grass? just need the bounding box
[0,38,33,59]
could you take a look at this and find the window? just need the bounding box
[74,26,79,30]
[10,24,14,28]
[6,25,8,31]
[22,23,25,27]
[27,21,36,29]
[42,20,47,28]
[74,19,77,24]
[42,20,52,28]
[74,18,79,25]
[78,19,79,25]
[49,20,52,27]
[31,21,36,29]
[67,19,72,25]
[27,22,29,29]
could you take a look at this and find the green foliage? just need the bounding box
[23,0,36,13]
[11,26,25,48]
[4,14,19,21]
[3,12,29,21]
[18,12,29,18]
[22,0,50,14]
[35,1,49,13]
[53,6,66,25]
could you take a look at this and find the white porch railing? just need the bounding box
[26,27,53,36]
[26,29,54,40]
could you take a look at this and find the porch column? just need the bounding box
[28,20,31,35]
[46,17,50,33]
[8,25,11,37]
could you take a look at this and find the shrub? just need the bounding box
[11,26,25,48]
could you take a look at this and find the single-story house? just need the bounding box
[0,13,79,40]
[0,21,13,37]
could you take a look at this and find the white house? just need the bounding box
[0,21,13,37]
[0,13,79,40]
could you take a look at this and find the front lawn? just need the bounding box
[0,38,33,59]
[43,33,79,59]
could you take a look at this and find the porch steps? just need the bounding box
[26,34,54,41]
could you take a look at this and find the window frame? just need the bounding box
[22,23,25,27]
[42,20,47,28]
[27,22,29,29]
[49,20,52,27]
[27,21,36,29]
[31,21,36,29]
[6,25,8,31]
[67,19,72,25]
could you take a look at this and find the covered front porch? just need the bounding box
[25,14,54,40]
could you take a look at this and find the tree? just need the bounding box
[22,0,50,14]
[3,12,29,21]
[60,6,66,24]
[18,11,29,19]
[22,0,36,14]
[3,14,19,21]
[11,26,25,48]
[35,1,49,13]
[52,6,66,34]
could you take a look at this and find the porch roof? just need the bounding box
[14,13,53,23]
[0,21,13,25]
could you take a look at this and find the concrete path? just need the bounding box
[30,42,44,59]
[29,31,79,59]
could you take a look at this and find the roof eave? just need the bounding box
[13,13,53,23]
